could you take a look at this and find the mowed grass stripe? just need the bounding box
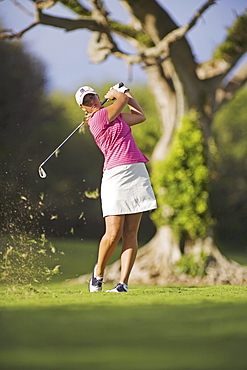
[1,285,247,369]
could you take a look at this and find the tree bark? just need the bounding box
[75,228,247,286]
[70,1,247,286]
[4,0,247,285]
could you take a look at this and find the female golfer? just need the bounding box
[75,83,157,292]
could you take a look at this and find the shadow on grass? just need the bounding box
[1,285,247,370]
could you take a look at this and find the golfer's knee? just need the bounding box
[105,227,122,245]
[122,230,138,245]
[123,223,138,238]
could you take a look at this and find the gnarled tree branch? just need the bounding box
[197,10,247,81]
[0,21,39,40]
[215,63,247,110]
[2,0,216,65]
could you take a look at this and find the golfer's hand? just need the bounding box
[111,83,129,93]
[104,88,118,101]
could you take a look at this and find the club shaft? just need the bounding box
[39,121,84,168]
[39,82,124,170]
[101,98,108,105]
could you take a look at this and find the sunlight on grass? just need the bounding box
[1,237,247,370]
[1,284,247,307]
[1,285,247,370]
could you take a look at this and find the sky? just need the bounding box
[1,0,246,93]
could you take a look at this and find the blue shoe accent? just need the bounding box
[89,265,103,292]
[106,282,128,293]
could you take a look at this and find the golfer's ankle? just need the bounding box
[96,266,104,278]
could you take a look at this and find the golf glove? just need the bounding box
[111,82,129,93]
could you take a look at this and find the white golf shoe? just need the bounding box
[106,282,128,293]
[89,265,104,292]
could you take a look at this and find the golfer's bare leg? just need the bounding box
[96,215,124,277]
[120,212,142,285]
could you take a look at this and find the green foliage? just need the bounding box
[173,251,208,278]
[213,10,247,60]
[212,87,247,161]
[109,20,153,47]
[0,40,64,284]
[0,36,155,245]
[151,110,213,240]
[60,0,153,46]
[60,0,91,16]
[0,36,103,241]
[211,87,247,245]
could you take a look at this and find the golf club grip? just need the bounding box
[101,82,124,105]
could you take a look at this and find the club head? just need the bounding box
[38,166,47,178]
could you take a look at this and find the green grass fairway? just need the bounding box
[1,284,247,370]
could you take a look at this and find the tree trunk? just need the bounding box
[25,0,245,287]
[75,227,247,286]
[72,44,247,288]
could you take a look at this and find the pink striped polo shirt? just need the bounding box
[88,108,148,171]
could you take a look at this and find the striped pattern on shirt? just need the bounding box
[88,108,148,171]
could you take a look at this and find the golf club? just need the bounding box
[100,82,124,105]
[38,82,125,178]
[38,121,84,178]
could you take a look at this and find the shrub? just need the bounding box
[173,251,208,277]
[151,109,213,241]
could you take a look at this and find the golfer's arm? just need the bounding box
[122,92,146,126]
[106,92,129,122]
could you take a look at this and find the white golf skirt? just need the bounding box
[101,163,157,217]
